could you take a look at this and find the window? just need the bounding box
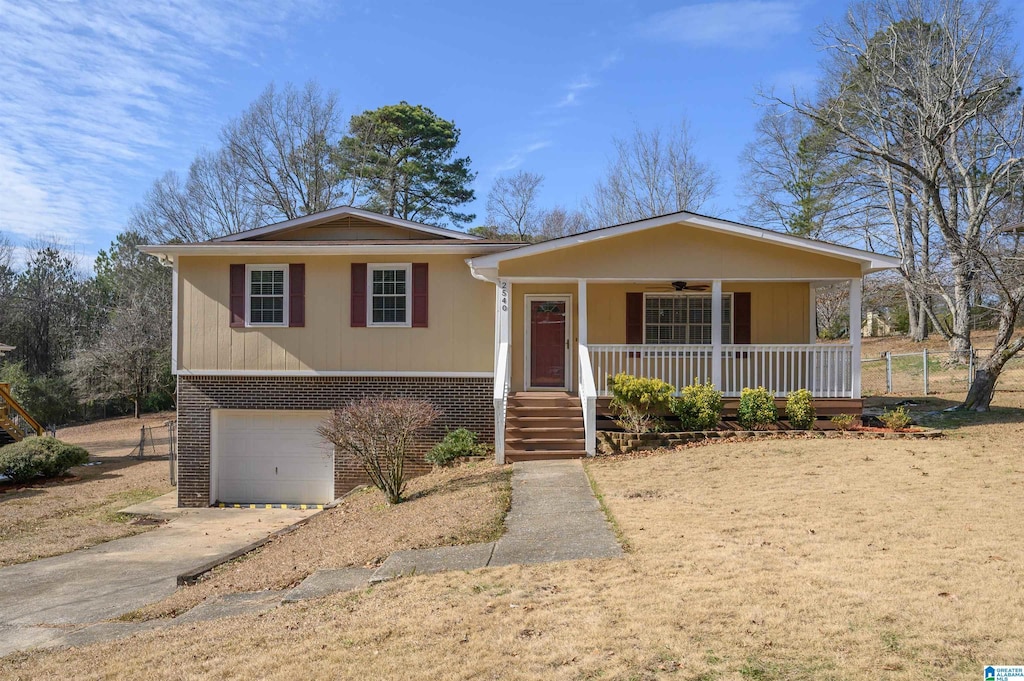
[644,293,732,344]
[369,264,411,326]
[246,265,288,326]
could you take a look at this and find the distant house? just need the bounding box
[141,207,900,508]
[0,344,13,357]
[861,309,893,337]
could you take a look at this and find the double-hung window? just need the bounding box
[368,264,411,327]
[644,293,732,344]
[246,265,288,326]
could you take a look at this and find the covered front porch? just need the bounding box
[469,211,897,462]
[491,276,863,460]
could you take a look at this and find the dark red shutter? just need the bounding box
[229,264,245,328]
[289,263,305,327]
[626,292,644,344]
[733,292,752,344]
[411,263,428,328]
[351,263,367,327]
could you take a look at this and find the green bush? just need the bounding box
[830,413,857,431]
[607,373,675,433]
[879,406,913,431]
[737,386,778,430]
[672,380,723,431]
[426,428,488,466]
[0,437,89,483]
[785,389,816,430]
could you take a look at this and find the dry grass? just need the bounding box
[0,412,175,567]
[4,401,1024,680]
[127,461,512,620]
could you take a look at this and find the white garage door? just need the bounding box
[212,410,333,505]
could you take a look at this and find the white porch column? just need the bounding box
[498,279,511,345]
[711,280,722,389]
[809,284,817,343]
[494,279,511,464]
[849,278,862,398]
[577,279,588,346]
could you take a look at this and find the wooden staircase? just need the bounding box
[0,382,43,445]
[504,392,586,462]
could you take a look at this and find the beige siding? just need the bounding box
[585,282,809,345]
[178,254,494,373]
[497,222,863,280]
[252,216,446,241]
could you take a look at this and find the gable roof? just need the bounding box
[468,211,901,276]
[213,205,481,242]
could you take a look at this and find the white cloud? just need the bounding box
[0,0,320,250]
[555,76,596,108]
[493,140,552,174]
[640,1,800,48]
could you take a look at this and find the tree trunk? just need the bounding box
[948,265,973,363]
[917,296,929,340]
[958,301,1024,411]
[905,285,923,341]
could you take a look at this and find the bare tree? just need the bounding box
[783,0,1024,409]
[486,171,544,241]
[222,81,346,220]
[319,398,439,504]
[538,206,592,240]
[588,120,718,227]
[741,104,868,240]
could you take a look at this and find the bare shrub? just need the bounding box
[318,398,440,504]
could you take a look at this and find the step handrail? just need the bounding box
[0,383,44,437]
[578,344,597,456]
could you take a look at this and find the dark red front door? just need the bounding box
[530,300,567,388]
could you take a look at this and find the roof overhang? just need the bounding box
[139,242,520,264]
[212,205,481,242]
[467,212,902,276]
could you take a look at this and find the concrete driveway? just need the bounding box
[0,493,314,655]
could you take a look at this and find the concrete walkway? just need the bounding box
[0,497,315,656]
[0,460,622,656]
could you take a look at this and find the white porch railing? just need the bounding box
[721,344,853,398]
[493,341,511,463]
[578,344,597,456]
[589,344,714,396]
[589,343,855,398]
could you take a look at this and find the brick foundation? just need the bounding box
[176,375,493,508]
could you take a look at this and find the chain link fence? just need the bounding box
[861,348,1024,397]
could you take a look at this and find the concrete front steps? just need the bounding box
[504,392,586,462]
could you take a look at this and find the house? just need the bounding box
[862,309,894,337]
[140,206,899,508]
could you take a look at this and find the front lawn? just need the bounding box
[3,401,1022,680]
[0,413,175,567]
[127,460,512,620]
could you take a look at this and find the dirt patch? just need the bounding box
[3,398,1022,679]
[0,413,175,567]
[126,461,511,621]
[55,411,175,458]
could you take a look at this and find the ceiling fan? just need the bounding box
[671,281,710,292]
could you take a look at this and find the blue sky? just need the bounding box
[1,0,1021,266]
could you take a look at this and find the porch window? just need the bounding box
[644,293,732,344]
[368,264,411,326]
[246,265,288,326]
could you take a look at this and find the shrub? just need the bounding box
[830,413,857,431]
[0,437,89,483]
[319,398,440,504]
[607,373,675,433]
[785,389,816,430]
[879,405,913,431]
[672,380,723,431]
[427,428,488,466]
[737,386,778,430]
